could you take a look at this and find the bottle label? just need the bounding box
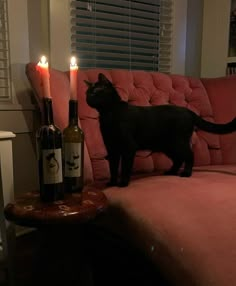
[64,142,82,177]
[42,148,63,184]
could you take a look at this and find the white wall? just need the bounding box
[185,0,204,77]
[201,0,231,77]
[1,0,38,197]
[171,0,188,75]
[49,0,71,70]
[27,0,50,62]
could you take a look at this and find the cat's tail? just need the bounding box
[193,113,236,134]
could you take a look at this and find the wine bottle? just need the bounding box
[63,99,84,193]
[36,97,64,202]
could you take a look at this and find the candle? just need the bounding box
[37,56,51,98]
[70,56,79,100]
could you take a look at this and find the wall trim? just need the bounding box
[0,104,35,111]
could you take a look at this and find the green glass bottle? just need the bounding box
[63,99,84,193]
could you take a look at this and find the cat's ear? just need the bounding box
[98,73,111,84]
[84,80,93,88]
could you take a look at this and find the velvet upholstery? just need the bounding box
[26,63,236,286]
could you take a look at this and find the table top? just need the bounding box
[4,190,108,227]
[0,131,15,139]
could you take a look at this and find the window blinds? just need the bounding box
[0,0,11,101]
[70,0,172,72]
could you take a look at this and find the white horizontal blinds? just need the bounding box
[71,0,172,71]
[0,0,11,101]
[158,0,172,73]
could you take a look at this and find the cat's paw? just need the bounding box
[118,181,129,187]
[164,169,178,176]
[180,170,192,177]
[106,180,118,187]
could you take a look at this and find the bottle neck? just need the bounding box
[43,97,54,125]
[69,99,78,125]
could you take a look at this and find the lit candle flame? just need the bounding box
[70,56,79,69]
[70,56,76,66]
[40,55,47,65]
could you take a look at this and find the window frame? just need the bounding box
[49,0,187,75]
[0,0,12,102]
[70,0,173,72]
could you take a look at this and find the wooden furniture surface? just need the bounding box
[4,190,108,227]
[4,189,108,286]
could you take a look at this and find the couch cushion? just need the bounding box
[202,76,236,165]
[102,166,236,286]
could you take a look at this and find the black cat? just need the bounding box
[85,73,236,187]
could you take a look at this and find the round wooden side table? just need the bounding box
[4,189,108,286]
[4,190,107,227]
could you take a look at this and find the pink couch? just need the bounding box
[26,63,236,286]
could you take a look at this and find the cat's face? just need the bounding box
[85,73,120,111]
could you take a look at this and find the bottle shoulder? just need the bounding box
[37,125,62,148]
[63,125,83,133]
[38,124,62,135]
[63,125,84,142]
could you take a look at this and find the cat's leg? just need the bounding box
[107,151,120,186]
[180,144,194,177]
[164,158,184,176]
[118,132,137,187]
[119,150,136,187]
[163,142,185,176]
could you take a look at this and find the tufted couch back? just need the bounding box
[26,64,236,184]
